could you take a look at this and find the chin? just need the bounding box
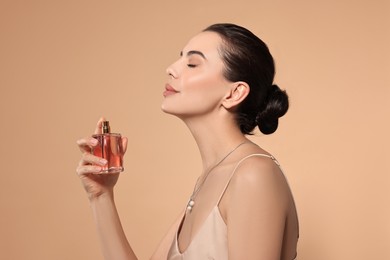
[161,104,188,120]
[161,103,175,115]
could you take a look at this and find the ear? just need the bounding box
[222,82,250,109]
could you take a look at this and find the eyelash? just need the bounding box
[187,64,197,68]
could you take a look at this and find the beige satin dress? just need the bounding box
[167,154,298,260]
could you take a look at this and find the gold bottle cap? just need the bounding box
[102,121,110,134]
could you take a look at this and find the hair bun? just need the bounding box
[256,84,289,134]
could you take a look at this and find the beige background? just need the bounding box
[0,0,389,259]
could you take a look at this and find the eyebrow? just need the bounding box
[180,50,207,60]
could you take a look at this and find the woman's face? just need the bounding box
[161,31,230,119]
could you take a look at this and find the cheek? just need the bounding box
[180,79,226,115]
[181,70,225,98]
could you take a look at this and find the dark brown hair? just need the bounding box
[204,23,289,135]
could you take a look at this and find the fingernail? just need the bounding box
[91,139,98,145]
[99,159,107,165]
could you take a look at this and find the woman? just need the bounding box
[77,23,299,260]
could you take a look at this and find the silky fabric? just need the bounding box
[167,154,297,260]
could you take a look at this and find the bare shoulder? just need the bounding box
[230,155,289,192]
[221,154,298,259]
[223,154,292,214]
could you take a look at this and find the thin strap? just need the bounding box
[216,153,280,205]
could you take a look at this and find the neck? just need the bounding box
[181,112,248,171]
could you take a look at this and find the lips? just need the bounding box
[163,84,179,97]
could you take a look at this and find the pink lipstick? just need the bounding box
[163,84,179,97]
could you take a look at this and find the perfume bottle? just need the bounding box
[92,121,124,173]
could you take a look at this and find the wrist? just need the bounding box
[88,188,114,203]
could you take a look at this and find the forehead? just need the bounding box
[183,31,223,58]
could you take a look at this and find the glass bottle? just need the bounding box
[92,121,124,173]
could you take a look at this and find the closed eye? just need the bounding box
[187,64,198,68]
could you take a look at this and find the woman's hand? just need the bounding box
[76,118,128,200]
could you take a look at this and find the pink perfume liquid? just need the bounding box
[92,133,124,173]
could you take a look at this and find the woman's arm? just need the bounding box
[222,157,290,260]
[77,119,183,260]
[77,118,137,260]
[90,191,138,260]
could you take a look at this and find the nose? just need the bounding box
[166,61,179,79]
